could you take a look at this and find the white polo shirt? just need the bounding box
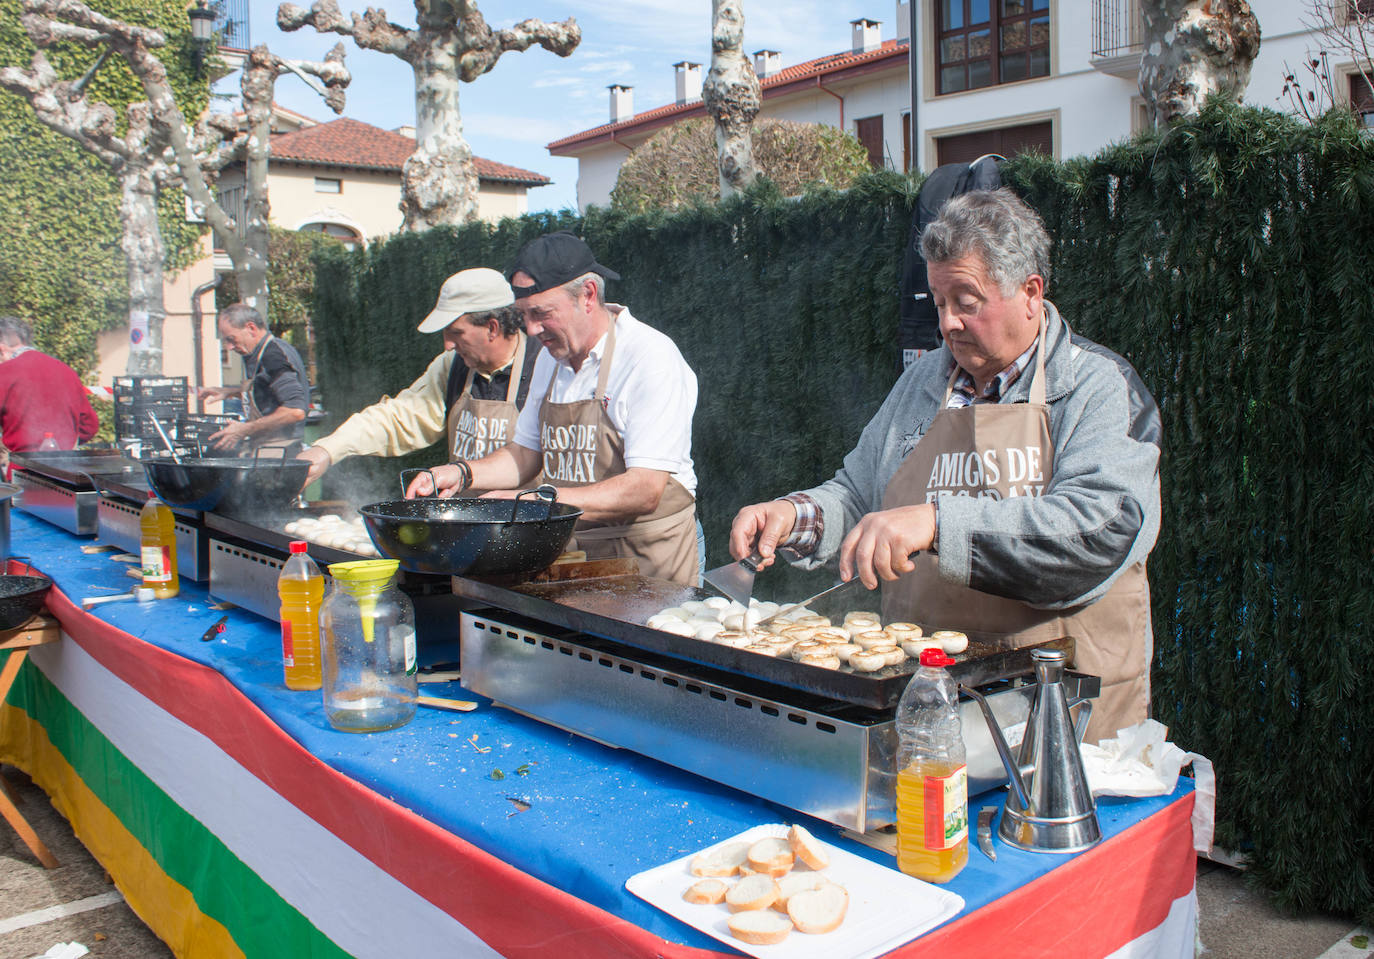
[513,305,698,495]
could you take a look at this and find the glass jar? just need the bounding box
[321,559,417,733]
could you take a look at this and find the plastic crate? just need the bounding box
[176,413,238,450]
[113,375,188,406]
[115,401,185,448]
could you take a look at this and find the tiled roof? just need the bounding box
[548,38,909,153]
[269,116,551,186]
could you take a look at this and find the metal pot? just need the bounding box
[360,480,582,577]
[0,482,17,560]
[143,449,309,514]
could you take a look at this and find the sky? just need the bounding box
[238,0,910,213]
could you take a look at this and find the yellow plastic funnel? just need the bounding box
[328,559,400,643]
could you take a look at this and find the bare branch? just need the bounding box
[22,0,165,48]
[460,16,579,80]
[277,0,414,58]
[0,51,131,168]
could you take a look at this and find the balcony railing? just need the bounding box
[211,0,250,51]
[1092,0,1143,59]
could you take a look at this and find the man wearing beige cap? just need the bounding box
[296,268,539,487]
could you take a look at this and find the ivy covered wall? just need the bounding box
[0,0,208,377]
[312,102,1373,923]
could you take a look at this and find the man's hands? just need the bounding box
[296,446,332,487]
[728,500,798,571]
[405,464,465,498]
[729,499,937,589]
[838,503,936,589]
[207,420,250,451]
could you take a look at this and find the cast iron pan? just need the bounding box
[0,569,52,631]
[361,478,581,577]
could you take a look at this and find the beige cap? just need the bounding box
[417,268,514,333]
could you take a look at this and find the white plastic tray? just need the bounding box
[625,824,965,959]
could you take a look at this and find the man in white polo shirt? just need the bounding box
[408,232,700,585]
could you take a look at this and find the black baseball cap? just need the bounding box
[505,231,620,299]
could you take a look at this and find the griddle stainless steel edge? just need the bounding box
[449,572,1073,711]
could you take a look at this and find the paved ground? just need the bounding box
[1,763,1369,959]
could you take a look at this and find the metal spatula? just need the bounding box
[702,551,763,607]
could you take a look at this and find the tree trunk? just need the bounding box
[119,166,166,375]
[1139,0,1261,126]
[404,40,480,229]
[703,0,761,198]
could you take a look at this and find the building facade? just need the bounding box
[550,0,1354,212]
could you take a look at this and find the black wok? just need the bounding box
[360,480,581,577]
[0,569,52,631]
[143,448,308,514]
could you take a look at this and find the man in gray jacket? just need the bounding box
[729,189,1160,742]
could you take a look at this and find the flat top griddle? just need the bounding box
[451,573,1069,710]
[12,450,143,488]
[205,506,450,589]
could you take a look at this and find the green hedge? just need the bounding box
[313,101,1373,922]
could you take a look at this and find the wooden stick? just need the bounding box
[415,695,478,713]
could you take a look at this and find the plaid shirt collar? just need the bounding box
[948,336,1040,408]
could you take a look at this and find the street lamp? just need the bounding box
[189,2,216,76]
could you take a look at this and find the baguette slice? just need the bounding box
[788,883,849,934]
[728,909,793,945]
[747,836,796,877]
[772,873,833,913]
[682,878,728,905]
[725,874,781,912]
[787,824,831,871]
[690,841,750,877]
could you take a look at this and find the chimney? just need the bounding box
[393,124,416,139]
[674,61,703,104]
[753,49,781,78]
[895,1,909,42]
[851,18,881,54]
[608,84,633,123]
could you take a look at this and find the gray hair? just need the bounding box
[0,315,31,346]
[217,302,265,330]
[561,271,606,307]
[466,305,524,337]
[920,188,1050,295]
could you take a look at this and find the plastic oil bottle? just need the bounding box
[139,497,179,599]
[38,432,59,450]
[279,541,325,690]
[895,647,968,883]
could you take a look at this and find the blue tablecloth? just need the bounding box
[9,510,1192,952]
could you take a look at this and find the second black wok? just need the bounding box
[143,454,309,513]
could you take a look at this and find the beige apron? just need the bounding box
[538,322,698,586]
[446,334,527,463]
[879,320,1152,743]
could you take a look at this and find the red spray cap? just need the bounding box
[289,541,308,554]
[919,647,955,668]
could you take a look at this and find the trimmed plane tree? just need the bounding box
[702,0,761,199]
[0,0,348,372]
[277,0,579,230]
[1139,0,1261,125]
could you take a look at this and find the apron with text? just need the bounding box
[879,325,1152,743]
[446,334,527,462]
[537,324,698,586]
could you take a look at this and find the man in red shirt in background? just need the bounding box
[0,316,99,468]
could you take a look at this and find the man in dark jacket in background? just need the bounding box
[198,303,310,453]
